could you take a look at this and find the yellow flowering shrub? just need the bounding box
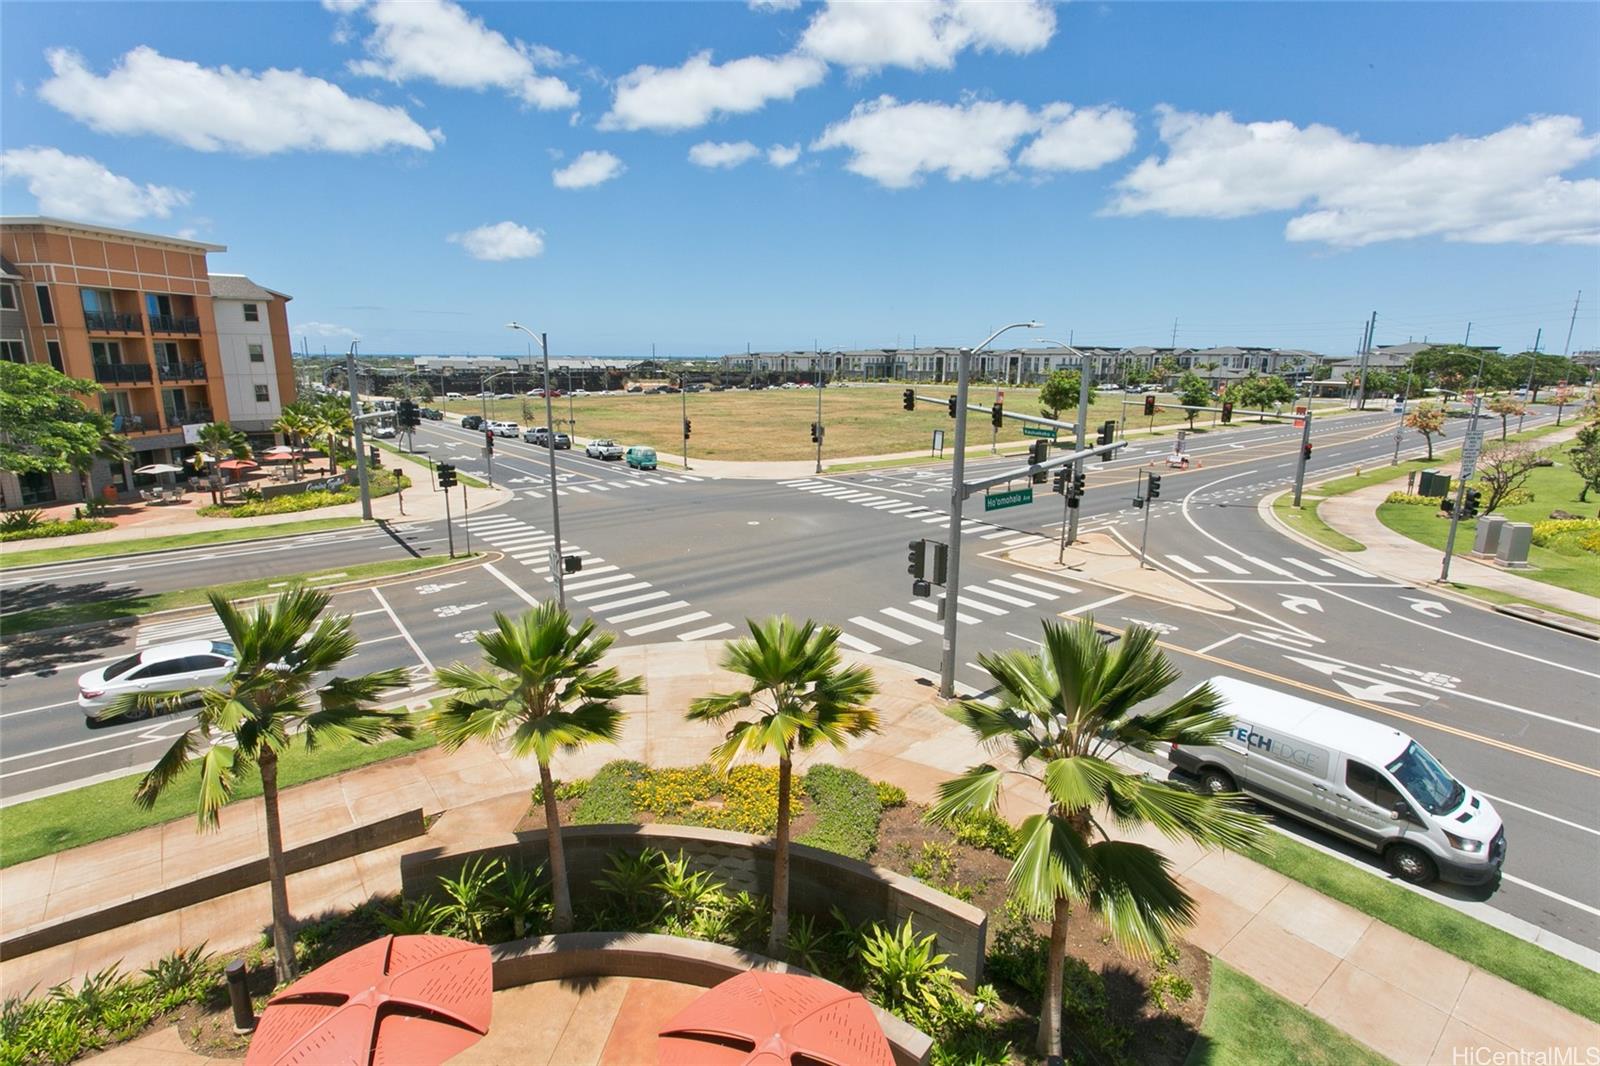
[625,763,797,835]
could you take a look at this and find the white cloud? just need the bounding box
[814,95,1134,188]
[39,46,438,155]
[1018,103,1138,172]
[296,321,360,339]
[767,143,802,168]
[448,221,546,260]
[750,0,803,8]
[689,141,762,168]
[1109,107,1600,247]
[0,146,191,224]
[343,0,577,109]
[601,51,826,132]
[800,0,1055,72]
[552,150,625,188]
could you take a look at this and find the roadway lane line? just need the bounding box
[369,587,433,674]
[1204,555,1250,575]
[1477,791,1600,838]
[1065,593,1131,616]
[625,611,711,636]
[1500,873,1600,920]
[483,563,542,608]
[0,698,80,721]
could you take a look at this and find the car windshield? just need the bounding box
[103,652,145,680]
[1386,740,1463,814]
[210,641,235,659]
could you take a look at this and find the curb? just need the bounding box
[0,520,366,574]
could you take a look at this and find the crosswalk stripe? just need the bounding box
[1065,592,1131,616]
[910,600,980,624]
[922,515,948,524]
[1204,555,1251,575]
[1320,557,1374,577]
[1006,572,1081,594]
[991,578,1056,600]
[883,504,919,513]
[589,484,611,491]
[468,516,522,529]
[565,485,590,494]
[680,475,704,482]
[1242,555,1295,577]
[1282,557,1337,577]
[778,479,819,486]
[835,632,882,654]
[577,588,663,609]
[663,476,687,483]
[946,594,1006,616]
[901,508,939,518]
[1003,535,1040,547]
[493,534,553,547]
[572,581,652,602]
[558,566,624,586]
[1165,554,1206,574]
[608,599,692,623]
[979,529,1016,540]
[849,615,919,645]
[625,610,711,636]
[867,500,905,509]
[677,622,734,640]
[965,584,1035,607]
[881,607,946,634]
[627,479,651,487]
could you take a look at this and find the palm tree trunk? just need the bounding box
[327,433,339,475]
[766,754,793,958]
[539,760,573,933]
[1036,894,1071,1060]
[259,748,298,985]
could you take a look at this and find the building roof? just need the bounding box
[0,216,226,253]
[209,273,290,301]
[0,255,19,282]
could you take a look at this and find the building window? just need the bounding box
[0,340,25,363]
[36,285,55,325]
[46,341,64,372]
[243,303,259,322]
[0,284,15,310]
[248,343,265,363]
[254,384,270,402]
[17,471,56,505]
[91,340,122,364]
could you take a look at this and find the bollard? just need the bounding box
[225,959,256,1033]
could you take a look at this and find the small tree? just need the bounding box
[0,362,127,510]
[1404,403,1447,459]
[1038,369,1082,420]
[1568,421,1600,503]
[1476,444,1540,514]
[1484,394,1525,441]
[1551,385,1576,426]
[1176,372,1211,428]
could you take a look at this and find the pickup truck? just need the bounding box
[585,439,623,460]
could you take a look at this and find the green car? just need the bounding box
[625,446,657,470]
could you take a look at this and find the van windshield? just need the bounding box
[1386,741,1463,814]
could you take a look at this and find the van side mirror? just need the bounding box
[1389,802,1411,822]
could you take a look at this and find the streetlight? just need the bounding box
[507,322,567,609]
[1037,339,1091,548]
[940,320,1041,699]
[344,341,373,520]
[479,370,513,423]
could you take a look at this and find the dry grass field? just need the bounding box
[436,383,1265,462]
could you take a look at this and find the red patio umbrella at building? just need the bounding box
[658,970,894,1066]
[245,935,492,1066]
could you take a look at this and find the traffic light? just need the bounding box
[437,463,457,489]
[684,419,692,439]
[484,429,494,454]
[1053,469,1069,495]
[368,445,381,468]
[1221,400,1233,424]
[1098,420,1115,462]
[562,555,583,574]
[397,399,419,429]
[1030,439,1048,483]
[907,539,925,580]
[1144,394,1156,417]
[903,388,915,411]
[1147,473,1162,500]
[1073,471,1086,496]
[991,403,1003,428]
[1461,488,1482,518]
[947,395,957,418]
[810,422,821,444]
[930,541,949,585]
[1303,442,1313,461]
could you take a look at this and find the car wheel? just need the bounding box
[1385,843,1437,884]
[1199,767,1236,795]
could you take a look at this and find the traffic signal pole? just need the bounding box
[938,349,974,699]
[345,345,373,521]
[1440,396,1482,583]
[1138,472,1154,569]
[1291,407,1313,507]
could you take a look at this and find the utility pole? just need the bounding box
[939,348,974,699]
[1355,311,1375,411]
[1463,322,1472,347]
[345,343,372,520]
[1519,327,1541,432]
[1291,407,1313,507]
[1440,396,1482,582]
[1563,290,1582,355]
[814,362,823,474]
[1170,318,1178,348]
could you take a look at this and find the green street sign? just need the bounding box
[1022,426,1058,439]
[985,487,1034,512]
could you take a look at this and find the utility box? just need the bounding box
[1496,522,1534,568]
[1418,470,1450,498]
[1472,514,1507,557]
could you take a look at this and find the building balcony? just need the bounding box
[84,311,144,333]
[110,412,161,435]
[157,361,208,382]
[93,362,153,385]
[150,314,200,334]
[163,407,213,427]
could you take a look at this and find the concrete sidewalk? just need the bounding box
[4,641,1594,1063]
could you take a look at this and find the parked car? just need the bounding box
[446,391,463,398]
[627,385,643,393]
[526,388,545,397]
[573,389,590,397]
[460,414,484,430]
[552,433,571,449]
[586,439,623,460]
[1096,383,1123,392]
[1168,677,1505,886]
[625,445,658,470]
[496,392,515,399]
[525,426,551,444]
[421,407,443,420]
[79,640,237,717]
[487,420,521,437]
[369,423,396,439]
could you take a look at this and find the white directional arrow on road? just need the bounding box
[1283,656,1440,707]
[1280,594,1324,615]
[1401,596,1451,618]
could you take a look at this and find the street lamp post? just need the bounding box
[345,342,373,521]
[939,320,1041,699]
[1039,339,1091,547]
[508,322,567,608]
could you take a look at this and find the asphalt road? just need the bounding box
[2,403,1594,952]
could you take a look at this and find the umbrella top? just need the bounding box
[217,458,259,470]
[658,971,893,1066]
[134,463,184,474]
[246,935,492,1066]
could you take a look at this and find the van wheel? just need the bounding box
[1199,768,1236,795]
[1386,844,1437,885]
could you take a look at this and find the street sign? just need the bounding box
[1459,429,1484,480]
[932,429,945,456]
[1294,405,1307,428]
[1022,425,1057,439]
[984,487,1033,512]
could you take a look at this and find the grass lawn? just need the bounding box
[1375,451,1599,599]
[0,728,438,869]
[0,517,362,570]
[1272,493,1367,552]
[1184,960,1393,1066]
[437,386,1302,462]
[1442,582,1600,624]
[0,554,473,636]
[1245,831,1600,1023]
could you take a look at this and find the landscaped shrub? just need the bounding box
[945,808,1020,859]
[875,781,908,809]
[0,517,114,541]
[1384,491,1441,506]
[796,764,881,860]
[571,760,645,823]
[0,509,42,533]
[197,475,408,518]
[570,761,791,835]
[1532,517,1600,551]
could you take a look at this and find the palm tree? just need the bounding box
[274,404,317,479]
[426,604,644,933]
[314,397,353,475]
[687,617,880,957]
[929,618,1264,1059]
[70,411,130,513]
[195,419,252,461]
[107,587,413,985]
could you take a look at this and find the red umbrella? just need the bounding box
[217,458,259,471]
[658,971,894,1066]
[245,935,492,1066]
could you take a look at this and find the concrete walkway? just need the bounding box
[6,642,1594,1063]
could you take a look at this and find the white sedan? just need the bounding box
[585,439,624,460]
[79,640,236,718]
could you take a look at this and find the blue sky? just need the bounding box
[2,1,1597,359]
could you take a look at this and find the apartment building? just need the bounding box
[0,217,295,506]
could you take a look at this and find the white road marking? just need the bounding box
[1007,573,1082,595]
[369,587,433,674]
[881,607,947,635]
[557,566,622,586]
[1065,593,1131,616]
[625,611,711,636]
[979,529,1018,540]
[484,563,543,608]
[677,622,734,640]
[965,584,1034,607]
[850,616,919,645]
[910,600,980,624]
[991,578,1057,600]
[1204,555,1251,575]
[1477,792,1600,838]
[1500,873,1600,920]
[584,590,669,611]
[1319,556,1374,577]
[607,599,692,623]
[1243,555,1295,576]
[835,632,881,654]
[1003,535,1040,546]
[1282,557,1338,577]
[946,594,1006,616]
[571,582,653,603]
[1165,554,1207,574]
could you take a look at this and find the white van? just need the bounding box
[1169,677,1504,886]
